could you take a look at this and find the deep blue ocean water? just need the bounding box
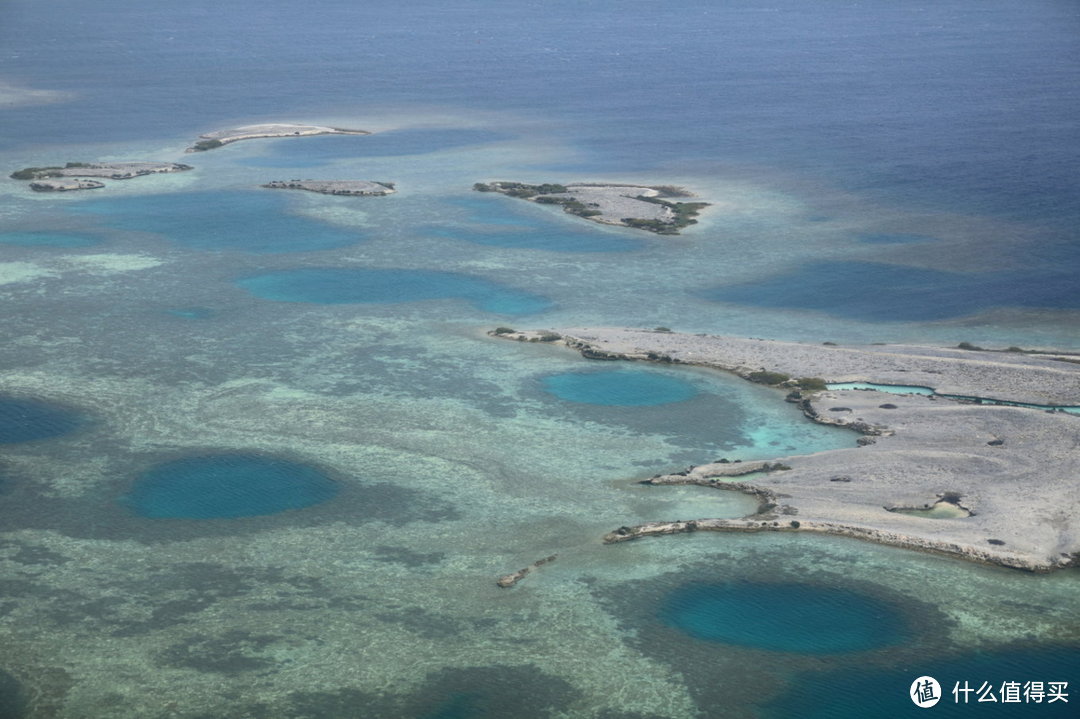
[1,1,1078,717]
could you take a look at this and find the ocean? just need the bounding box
[0,0,1078,717]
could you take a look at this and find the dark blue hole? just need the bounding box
[0,397,84,444]
[125,454,340,519]
[661,581,908,653]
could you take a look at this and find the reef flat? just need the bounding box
[262,180,396,196]
[473,182,708,234]
[187,123,370,151]
[495,327,1080,572]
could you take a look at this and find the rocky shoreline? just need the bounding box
[262,179,396,196]
[187,123,370,152]
[494,327,1080,572]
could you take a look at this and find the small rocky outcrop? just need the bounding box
[496,555,557,588]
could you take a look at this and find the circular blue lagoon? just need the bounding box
[541,370,699,406]
[125,454,340,519]
[661,582,908,653]
[236,267,552,315]
[0,396,84,444]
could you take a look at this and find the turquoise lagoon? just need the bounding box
[541,370,700,407]
[1,1,1078,717]
[660,581,909,653]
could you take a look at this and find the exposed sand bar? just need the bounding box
[187,123,370,151]
[497,328,1080,572]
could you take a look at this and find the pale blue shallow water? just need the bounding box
[1,1,1078,717]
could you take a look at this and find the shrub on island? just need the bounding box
[747,370,791,386]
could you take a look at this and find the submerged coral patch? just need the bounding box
[124,454,339,519]
[660,581,908,653]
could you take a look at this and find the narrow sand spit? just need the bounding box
[496,327,1080,572]
[187,123,370,151]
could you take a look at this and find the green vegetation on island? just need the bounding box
[190,138,224,152]
[10,162,92,180]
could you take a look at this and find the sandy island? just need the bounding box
[187,123,370,152]
[262,179,396,197]
[474,181,709,235]
[494,327,1080,572]
[11,162,192,191]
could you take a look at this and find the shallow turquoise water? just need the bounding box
[542,370,699,406]
[124,454,340,519]
[661,581,909,654]
[236,267,554,315]
[0,397,84,444]
[0,231,100,248]
[68,190,365,253]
